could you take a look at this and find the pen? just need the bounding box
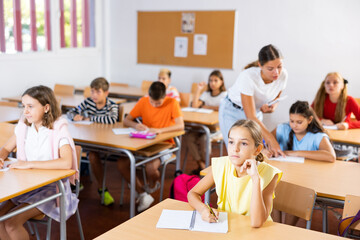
[136,118,148,131]
[205,202,218,223]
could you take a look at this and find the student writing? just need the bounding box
[272,100,336,162]
[188,119,282,227]
[219,44,288,157]
[67,77,119,206]
[118,82,184,212]
[312,72,360,130]
[0,86,78,240]
[184,70,227,172]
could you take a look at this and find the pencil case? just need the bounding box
[129,131,156,139]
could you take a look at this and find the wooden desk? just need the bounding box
[0,169,75,239]
[3,95,126,109]
[68,121,184,218]
[268,159,360,201]
[95,198,343,240]
[327,129,360,146]
[0,106,23,123]
[182,110,219,203]
[75,85,147,100]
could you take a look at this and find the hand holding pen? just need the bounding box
[135,118,149,131]
[201,202,219,223]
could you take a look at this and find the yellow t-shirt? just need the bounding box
[212,156,282,219]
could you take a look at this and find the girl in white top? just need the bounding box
[219,44,288,157]
[185,70,227,171]
[0,86,78,240]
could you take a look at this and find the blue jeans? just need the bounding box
[219,96,263,148]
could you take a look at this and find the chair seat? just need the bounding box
[32,214,46,220]
[134,142,174,157]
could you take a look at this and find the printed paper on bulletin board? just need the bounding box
[137,11,235,69]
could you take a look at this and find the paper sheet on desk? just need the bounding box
[73,120,93,125]
[112,128,135,135]
[0,157,18,172]
[323,125,338,130]
[156,209,228,233]
[269,156,304,163]
[182,107,213,114]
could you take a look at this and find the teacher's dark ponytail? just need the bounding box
[244,44,282,69]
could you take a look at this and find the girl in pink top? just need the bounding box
[0,86,78,240]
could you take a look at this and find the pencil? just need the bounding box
[205,202,218,223]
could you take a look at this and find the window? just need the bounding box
[60,0,95,48]
[0,0,95,54]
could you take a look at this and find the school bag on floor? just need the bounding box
[169,170,204,202]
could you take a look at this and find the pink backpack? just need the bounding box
[170,171,204,202]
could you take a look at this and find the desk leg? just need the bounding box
[57,180,66,240]
[174,136,181,170]
[120,149,136,218]
[197,125,211,203]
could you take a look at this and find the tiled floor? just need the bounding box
[29,141,343,239]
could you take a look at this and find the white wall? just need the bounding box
[0,2,105,99]
[106,0,360,129]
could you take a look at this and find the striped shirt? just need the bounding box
[67,97,119,124]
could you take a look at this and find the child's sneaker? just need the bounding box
[98,188,114,206]
[137,192,154,212]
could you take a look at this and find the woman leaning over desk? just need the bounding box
[219,44,288,157]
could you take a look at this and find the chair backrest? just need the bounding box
[118,101,137,122]
[191,82,207,96]
[83,86,91,98]
[179,92,191,108]
[141,80,153,92]
[273,181,316,221]
[355,98,360,105]
[110,82,129,87]
[0,101,19,107]
[343,194,360,231]
[54,84,75,96]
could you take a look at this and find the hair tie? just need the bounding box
[344,79,348,84]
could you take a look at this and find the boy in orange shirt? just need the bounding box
[118,81,184,212]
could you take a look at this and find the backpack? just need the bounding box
[170,170,204,202]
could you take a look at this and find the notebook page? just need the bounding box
[323,125,338,130]
[112,128,135,135]
[156,209,193,230]
[192,211,228,233]
[269,156,304,163]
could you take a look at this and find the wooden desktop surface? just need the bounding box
[68,121,184,151]
[269,159,360,200]
[3,95,125,109]
[75,85,146,98]
[0,106,22,123]
[95,198,343,240]
[182,111,219,126]
[327,129,360,145]
[0,169,75,202]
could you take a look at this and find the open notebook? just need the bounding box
[156,209,228,233]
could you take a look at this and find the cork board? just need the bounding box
[137,11,235,69]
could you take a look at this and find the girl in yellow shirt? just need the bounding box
[188,119,282,227]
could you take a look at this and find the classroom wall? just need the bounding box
[105,0,360,129]
[0,2,105,99]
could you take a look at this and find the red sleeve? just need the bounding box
[345,96,360,129]
[129,97,145,119]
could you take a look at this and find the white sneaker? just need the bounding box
[137,192,154,212]
[144,181,161,194]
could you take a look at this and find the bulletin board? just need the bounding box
[137,11,236,69]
